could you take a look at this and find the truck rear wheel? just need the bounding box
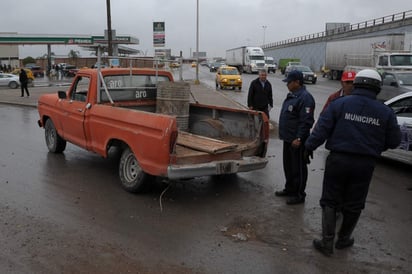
[119,147,151,193]
[44,119,67,153]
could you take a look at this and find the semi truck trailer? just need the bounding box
[325,33,412,80]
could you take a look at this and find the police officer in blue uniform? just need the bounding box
[276,70,315,205]
[305,69,401,256]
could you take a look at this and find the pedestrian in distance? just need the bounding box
[276,70,315,205]
[247,69,273,118]
[19,68,30,97]
[305,69,401,257]
[321,71,356,114]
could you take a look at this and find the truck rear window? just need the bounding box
[100,74,171,102]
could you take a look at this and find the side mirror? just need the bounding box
[58,91,67,99]
[390,81,399,87]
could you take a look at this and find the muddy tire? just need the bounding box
[119,147,151,193]
[45,119,66,153]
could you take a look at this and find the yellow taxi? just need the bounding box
[191,61,197,67]
[11,68,35,83]
[169,61,181,68]
[215,66,242,90]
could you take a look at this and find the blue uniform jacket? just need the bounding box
[305,88,401,157]
[279,86,315,142]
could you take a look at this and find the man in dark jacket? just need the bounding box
[305,69,401,256]
[276,70,315,205]
[19,68,30,97]
[247,70,273,118]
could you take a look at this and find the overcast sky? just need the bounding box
[3,0,412,59]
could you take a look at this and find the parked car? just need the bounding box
[209,62,224,72]
[25,65,44,77]
[377,70,412,102]
[0,73,20,89]
[381,91,412,164]
[285,65,317,84]
[63,65,79,77]
[11,68,35,83]
[92,62,109,69]
[215,66,242,90]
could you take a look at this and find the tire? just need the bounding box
[119,147,151,193]
[44,119,66,153]
[238,87,242,91]
[332,70,338,80]
[312,79,317,84]
[8,81,18,89]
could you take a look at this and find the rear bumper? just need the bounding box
[220,82,242,88]
[167,156,268,179]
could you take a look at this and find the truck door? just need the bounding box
[58,76,90,147]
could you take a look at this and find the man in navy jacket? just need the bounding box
[247,70,273,118]
[305,69,401,256]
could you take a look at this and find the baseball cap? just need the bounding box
[341,71,356,82]
[282,70,304,83]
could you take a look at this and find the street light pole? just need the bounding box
[195,0,200,84]
[106,0,113,57]
[262,25,267,46]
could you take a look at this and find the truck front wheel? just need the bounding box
[44,119,66,153]
[119,147,150,193]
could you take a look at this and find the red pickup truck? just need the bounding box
[37,68,269,192]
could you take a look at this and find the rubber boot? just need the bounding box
[313,206,336,256]
[335,211,361,249]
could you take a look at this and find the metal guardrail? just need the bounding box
[262,10,412,49]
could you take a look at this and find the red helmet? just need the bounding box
[341,71,356,82]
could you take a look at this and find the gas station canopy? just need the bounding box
[0,33,140,57]
[0,33,139,46]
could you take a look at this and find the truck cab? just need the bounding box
[375,52,412,71]
[264,57,277,73]
[245,47,266,73]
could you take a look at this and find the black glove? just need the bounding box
[304,149,313,164]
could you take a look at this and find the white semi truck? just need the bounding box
[325,33,412,80]
[226,46,266,74]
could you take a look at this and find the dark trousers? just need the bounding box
[255,106,269,119]
[320,152,376,213]
[21,82,30,97]
[282,141,307,198]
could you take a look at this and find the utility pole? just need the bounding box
[106,0,113,56]
[195,0,200,84]
[262,25,267,45]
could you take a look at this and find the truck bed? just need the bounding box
[175,131,259,164]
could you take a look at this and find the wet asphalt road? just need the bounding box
[0,67,411,273]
